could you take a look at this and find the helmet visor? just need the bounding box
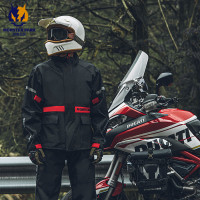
[47,28,69,41]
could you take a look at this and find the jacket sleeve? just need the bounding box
[21,66,44,149]
[90,68,109,146]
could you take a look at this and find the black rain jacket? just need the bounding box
[22,54,109,151]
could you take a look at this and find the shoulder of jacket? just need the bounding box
[78,59,99,75]
[32,60,51,73]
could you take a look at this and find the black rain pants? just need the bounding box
[35,149,96,200]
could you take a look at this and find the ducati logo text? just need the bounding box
[127,118,145,129]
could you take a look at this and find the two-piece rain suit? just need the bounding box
[22,53,109,200]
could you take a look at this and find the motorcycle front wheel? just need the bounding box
[61,189,128,200]
[61,177,128,200]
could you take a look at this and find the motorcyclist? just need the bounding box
[22,16,109,200]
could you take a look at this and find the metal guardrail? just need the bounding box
[0,155,131,194]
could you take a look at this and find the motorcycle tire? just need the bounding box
[61,189,128,200]
[61,178,129,200]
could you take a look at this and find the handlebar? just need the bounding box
[142,95,179,113]
[156,96,178,107]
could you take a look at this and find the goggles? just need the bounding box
[47,28,70,41]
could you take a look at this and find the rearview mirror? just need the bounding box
[156,72,173,94]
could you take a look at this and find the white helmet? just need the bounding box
[38,16,85,56]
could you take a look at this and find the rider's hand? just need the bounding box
[28,144,46,165]
[89,143,103,164]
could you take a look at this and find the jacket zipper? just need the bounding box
[63,62,74,150]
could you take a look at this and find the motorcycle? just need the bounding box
[62,51,200,200]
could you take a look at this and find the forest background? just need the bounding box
[0,0,199,199]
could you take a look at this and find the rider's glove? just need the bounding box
[28,144,46,165]
[89,143,103,164]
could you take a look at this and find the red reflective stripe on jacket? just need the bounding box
[92,97,100,104]
[91,143,100,148]
[43,106,65,112]
[35,144,42,149]
[75,106,90,113]
[34,95,42,103]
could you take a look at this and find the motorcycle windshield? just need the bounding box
[109,51,148,112]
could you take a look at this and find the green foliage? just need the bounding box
[0,1,199,196]
[0,0,199,155]
[0,0,199,199]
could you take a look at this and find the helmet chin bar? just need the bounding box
[45,40,82,56]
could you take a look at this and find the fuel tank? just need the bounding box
[105,108,199,152]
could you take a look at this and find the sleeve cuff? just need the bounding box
[91,143,100,148]
[35,144,42,149]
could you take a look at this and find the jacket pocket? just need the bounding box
[42,114,59,124]
[80,115,91,125]
[41,114,62,148]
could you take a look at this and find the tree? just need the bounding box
[0,0,199,167]
[0,0,200,199]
